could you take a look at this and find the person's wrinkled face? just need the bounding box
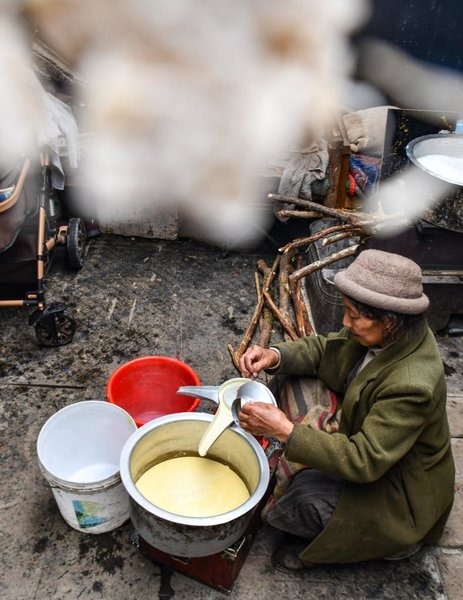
[342,295,390,347]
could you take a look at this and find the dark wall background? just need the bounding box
[359,0,463,71]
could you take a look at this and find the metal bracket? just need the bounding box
[128,528,140,549]
[170,554,191,565]
[28,301,65,325]
[56,225,68,245]
[221,535,247,561]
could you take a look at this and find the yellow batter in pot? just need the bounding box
[135,456,250,517]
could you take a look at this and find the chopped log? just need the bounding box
[263,290,299,341]
[289,244,360,283]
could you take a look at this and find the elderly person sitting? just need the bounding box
[238,249,455,572]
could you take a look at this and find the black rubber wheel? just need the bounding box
[35,310,76,347]
[67,217,87,270]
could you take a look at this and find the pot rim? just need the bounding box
[119,412,270,526]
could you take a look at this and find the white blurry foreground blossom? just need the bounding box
[0,17,44,162]
[364,165,454,237]
[10,0,368,247]
[3,1,463,246]
[358,37,463,119]
[357,36,463,235]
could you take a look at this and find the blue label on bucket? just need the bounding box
[73,500,109,528]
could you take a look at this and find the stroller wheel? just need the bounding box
[67,217,87,270]
[35,309,76,347]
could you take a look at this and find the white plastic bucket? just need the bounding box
[37,401,137,534]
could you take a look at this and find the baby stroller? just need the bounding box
[0,150,86,346]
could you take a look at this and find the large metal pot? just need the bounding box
[406,132,463,232]
[119,412,270,557]
[406,133,463,187]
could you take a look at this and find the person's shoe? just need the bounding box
[271,535,313,574]
[384,543,423,561]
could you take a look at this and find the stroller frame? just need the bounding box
[0,152,86,346]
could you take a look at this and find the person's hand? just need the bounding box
[239,345,279,379]
[238,402,294,443]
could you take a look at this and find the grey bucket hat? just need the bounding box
[334,249,429,315]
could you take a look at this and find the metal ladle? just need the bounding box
[176,378,276,456]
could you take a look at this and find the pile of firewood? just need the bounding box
[227,193,408,372]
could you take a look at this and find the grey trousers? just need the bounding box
[266,468,343,540]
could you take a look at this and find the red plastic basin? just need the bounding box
[106,356,201,427]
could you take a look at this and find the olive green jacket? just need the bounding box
[273,319,455,563]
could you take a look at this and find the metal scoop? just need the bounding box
[176,378,276,456]
[229,380,277,423]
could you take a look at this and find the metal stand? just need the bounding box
[137,500,263,595]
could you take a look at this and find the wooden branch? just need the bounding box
[269,194,314,210]
[229,208,413,366]
[277,210,320,219]
[256,259,271,278]
[279,223,359,254]
[272,193,412,235]
[263,289,299,341]
[289,244,360,283]
[254,267,274,346]
[279,251,294,341]
[257,305,274,347]
[321,229,365,246]
[231,255,280,368]
[227,344,241,373]
[325,126,351,208]
[269,192,362,224]
[256,262,270,327]
[290,255,313,337]
[261,256,280,295]
[254,271,262,302]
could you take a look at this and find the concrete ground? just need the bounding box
[0,230,462,600]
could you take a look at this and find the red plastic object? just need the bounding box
[106,356,201,427]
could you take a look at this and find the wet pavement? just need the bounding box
[0,231,462,599]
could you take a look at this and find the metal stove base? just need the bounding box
[134,442,281,595]
[137,504,263,595]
